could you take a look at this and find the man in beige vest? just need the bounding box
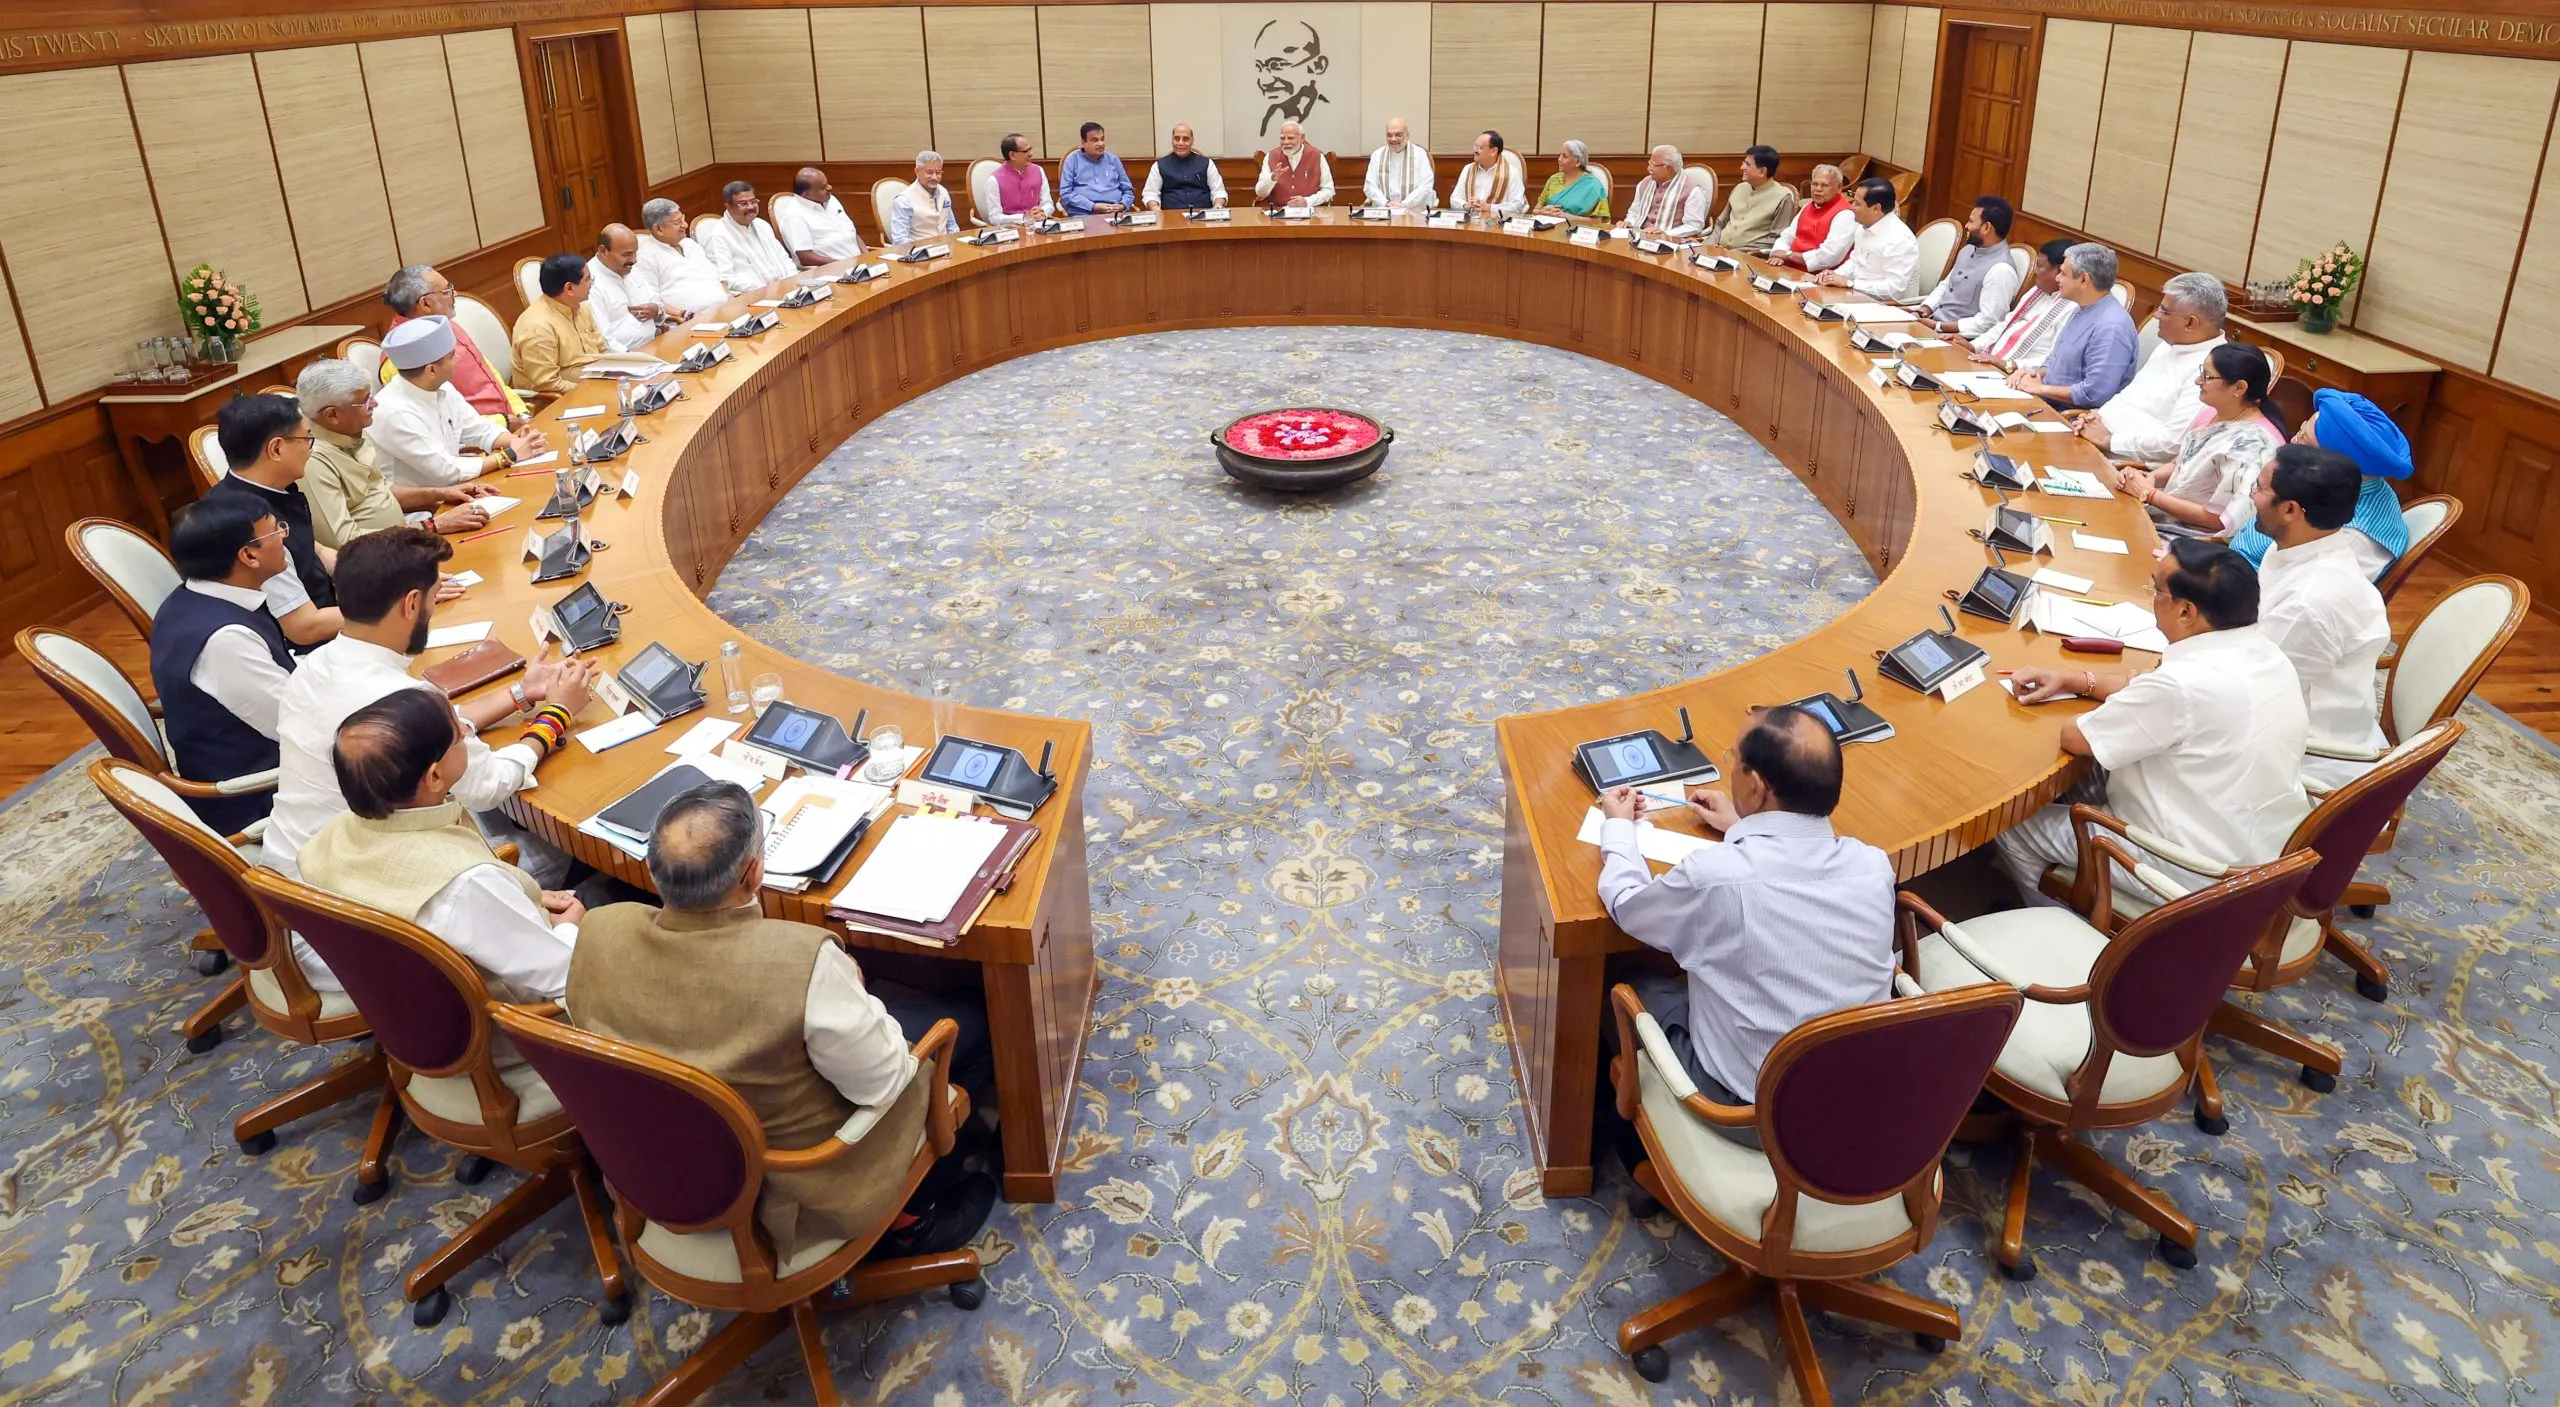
[569,782,997,1263]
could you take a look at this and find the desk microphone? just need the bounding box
[1940,603,1961,634]
[1843,667,1865,704]
[1675,706,1695,744]
[850,707,869,739]
[1036,739,1054,780]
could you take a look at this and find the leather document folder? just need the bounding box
[421,639,525,697]
[827,812,1040,948]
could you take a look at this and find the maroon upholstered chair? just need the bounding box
[1606,981,2022,1401]
[1903,846,2317,1279]
[490,1003,985,1407]
[243,868,625,1328]
[89,759,394,1167]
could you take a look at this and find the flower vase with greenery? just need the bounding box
[2288,243,2362,335]
[180,264,261,364]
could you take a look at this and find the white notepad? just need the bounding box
[1575,807,1715,866]
[831,814,1008,922]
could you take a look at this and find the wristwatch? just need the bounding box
[509,682,532,718]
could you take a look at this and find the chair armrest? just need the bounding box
[510,1000,564,1019]
[765,1022,954,1172]
[227,817,270,847]
[211,767,280,796]
[2120,823,2235,879]
[765,1132,862,1174]
[1892,971,1926,999]
[492,842,520,865]
[1934,918,2091,1005]
[2305,737,2385,763]
[1633,1013,1757,1130]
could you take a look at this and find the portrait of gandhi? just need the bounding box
[1252,19,1330,137]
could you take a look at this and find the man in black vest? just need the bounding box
[1142,123,1229,211]
[149,494,298,834]
[199,392,342,648]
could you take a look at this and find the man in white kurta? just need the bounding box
[370,317,544,490]
[1450,130,1527,219]
[632,199,730,319]
[2077,271,2229,463]
[586,224,657,352]
[1622,146,1709,238]
[698,181,798,293]
[1362,118,1435,212]
[770,168,864,265]
[2248,447,2394,790]
[1815,178,1920,300]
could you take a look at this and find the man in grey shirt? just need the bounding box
[1596,706,1896,1146]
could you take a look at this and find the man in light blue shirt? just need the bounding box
[1059,122,1135,216]
[1595,706,1896,1146]
[2009,242,2137,409]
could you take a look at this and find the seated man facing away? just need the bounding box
[1143,123,1228,211]
[372,316,547,491]
[2246,445,2394,790]
[888,152,959,245]
[198,392,342,647]
[570,782,999,1260]
[300,688,585,1005]
[2075,270,2229,462]
[1594,706,1895,1148]
[698,180,798,293]
[2006,242,2137,410]
[296,358,492,550]
[631,198,730,322]
[2228,389,2412,583]
[150,494,297,834]
[381,263,525,425]
[1815,176,1919,300]
[2000,539,2309,906]
[509,253,608,397]
[771,167,864,265]
[1963,237,2078,372]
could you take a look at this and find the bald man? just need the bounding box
[1363,118,1436,212]
[771,167,864,266]
[1143,124,1229,211]
[586,224,658,351]
[1254,120,1333,209]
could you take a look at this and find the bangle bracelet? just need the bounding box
[2085,670,2098,696]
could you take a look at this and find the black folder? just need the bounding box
[597,764,711,841]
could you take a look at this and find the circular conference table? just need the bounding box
[431,208,2158,1204]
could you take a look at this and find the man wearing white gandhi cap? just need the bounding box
[371,315,548,490]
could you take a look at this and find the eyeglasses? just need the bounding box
[251,523,289,544]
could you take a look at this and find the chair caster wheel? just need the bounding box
[2193,1109,2229,1136]
[949,1278,986,1311]
[411,1286,451,1328]
[2300,1066,2338,1093]
[454,1155,496,1185]
[1915,1333,1947,1354]
[237,1130,276,1156]
[351,1174,390,1206]
[194,949,230,976]
[2355,976,2388,1002]
[598,1292,631,1326]
[186,1029,223,1055]
[1627,1191,1662,1220]
[2348,904,2376,919]
[1630,1346,1670,1383]
[2156,1235,2197,1270]
[2000,1255,2036,1282]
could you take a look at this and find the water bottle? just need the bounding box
[721,641,750,715]
[616,379,632,417]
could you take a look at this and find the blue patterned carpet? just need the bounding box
[6,326,2559,1406]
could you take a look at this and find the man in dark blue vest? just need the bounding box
[149,494,298,834]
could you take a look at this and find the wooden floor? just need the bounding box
[0,556,2550,801]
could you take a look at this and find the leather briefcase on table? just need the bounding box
[422,639,526,696]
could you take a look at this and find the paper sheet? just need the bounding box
[445,570,483,588]
[423,621,492,648]
[2071,531,2130,555]
[1575,807,1717,866]
[1825,302,1918,322]
[511,451,559,469]
[559,406,607,420]
[665,718,741,756]
[574,711,658,753]
[2028,595,2168,653]
[831,814,1010,922]
[2037,468,2113,500]
[2031,567,2095,593]
[474,495,522,516]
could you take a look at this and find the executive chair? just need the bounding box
[967,158,1002,226]
[1607,982,2021,1403]
[245,868,628,1327]
[2376,494,2462,605]
[1910,218,1962,301]
[1887,170,1920,209]
[2006,244,2030,285]
[67,516,180,640]
[17,627,277,841]
[513,256,544,308]
[2108,280,2134,311]
[450,293,525,394]
[872,178,910,238]
[491,1003,986,1405]
[1682,165,1719,224]
[1901,846,2317,1277]
[185,423,227,493]
[1838,154,1871,186]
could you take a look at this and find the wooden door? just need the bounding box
[1934,24,2032,220]
[532,34,627,257]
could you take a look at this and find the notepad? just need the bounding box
[2037,468,2113,500]
[831,813,1009,923]
[2028,595,2167,653]
[2031,567,2094,593]
[423,621,492,648]
[574,711,658,753]
[1575,807,1716,866]
[472,495,522,517]
[445,570,483,588]
[512,451,560,469]
[2071,531,2131,555]
[665,717,741,756]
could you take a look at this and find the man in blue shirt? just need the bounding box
[1059,122,1135,216]
[2008,242,2137,409]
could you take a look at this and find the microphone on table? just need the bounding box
[1036,739,1054,781]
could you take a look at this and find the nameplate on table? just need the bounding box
[1426,211,1466,227]
[522,528,547,560]
[1274,205,1314,219]
[1501,218,1537,235]
[1529,215,1567,231]
[1118,211,1160,226]
[559,405,607,420]
[719,736,789,781]
[1569,226,1602,247]
[527,604,559,645]
[836,263,892,284]
[1868,364,1897,389]
[620,468,642,499]
[897,245,951,264]
[1748,273,1791,294]
[674,342,731,372]
[1936,660,1988,703]
[778,283,832,309]
[1350,206,1395,221]
[966,227,1021,246]
[1690,252,1739,272]
[1031,218,1077,234]
[1182,209,1233,223]
[1633,237,1675,254]
[588,668,636,717]
[1894,362,1943,392]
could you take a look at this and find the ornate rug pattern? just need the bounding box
[1,327,2555,1406]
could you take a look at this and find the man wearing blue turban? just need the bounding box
[2227,388,2409,582]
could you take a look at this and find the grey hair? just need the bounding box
[917,149,943,167]
[646,781,762,910]
[1650,144,1682,167]
[2161,270,2228,326]
[641,197,681,231]
[1811,163,1844,185]
[381,264,432,315]
[295,358,373,412]
[1561,139,1589,167]
[2064,242,2119,292]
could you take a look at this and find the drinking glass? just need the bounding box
[750,672,785,710]
[929,679,960,743]
[147,339,173,383]
[861,724,906,783]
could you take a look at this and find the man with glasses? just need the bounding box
[371,315,548,492]
[149,493,301,833]
[2073,270,2230,463]
[197,392,343,647]
[381,264,525,426]
[295,358,494,549]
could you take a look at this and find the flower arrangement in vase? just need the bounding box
[180,264,261,364]
[2288,243,2362,335]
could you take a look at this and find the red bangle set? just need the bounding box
[522,703,574,754]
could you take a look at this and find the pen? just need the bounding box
[2061,594,2114,607]
[459,524,514,542]
[2037,515,2085,525]
[506,467,556,478]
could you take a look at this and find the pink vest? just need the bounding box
[995,162,1045,216]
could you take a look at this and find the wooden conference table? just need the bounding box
[424,207,2156,1203]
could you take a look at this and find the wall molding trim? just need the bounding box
[0,0,691,74]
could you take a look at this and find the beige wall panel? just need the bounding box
[813,9,932,161]
[2019,19,2109,228]
[1153,3,1226,154]
[2080,26,2188,254]
[1891,7,1938,170]
[2492,132,2560,397]
[2154,32,2284,284]
[1860,4,1903,156]
[927,8,1046,159]
[2360,52,2558,370]
[445,30,545,247]
[2246,42,2402,294]
[1650,4,1763,157]
[0,68,174,403]
[1360,3,1433,153]
[1040,7,1154,157]
[358,37,480,266]
[1539,3,1651,153]
[0,270,37,418]
[1431,3,1542,156]
[257,45,400,306]
[1756,3,1871,150]
[698,10,820,164]
[125,55,310,324]
[624,15,682,185]
[664,10,715,175]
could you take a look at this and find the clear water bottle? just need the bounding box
[721,641,750,714]
[616,379,632,417]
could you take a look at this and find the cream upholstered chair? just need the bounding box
[1584,160,1614,214]
[2007,245,2030,284]
[17,627,280,820]
[2134,317,2161,370]
[2376,494,2461,604]
[2109,280,2134,310]
[336,335,383,384]
[513,256,543,308]
[872,178,911,238]
[690,211,717,240]
[67,517,181,639]
[1682,165,1718,224]
[1910,218,1962,300]
[967,158,1001,226]
[185,424,228,493]
[450,293,517,387]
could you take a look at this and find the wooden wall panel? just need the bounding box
[124,55,310,324]
[257,45,398,305]
[625,14,682,186]
[0,265,38,419]
[926,7,1045,160]
[1650,4,1763,157]
[2246,42,2404,295]
[1360,3,1434,153]
[1038,6,1154,158]
[2019,17,2108,227]
[358,37,480,266]
[0,68,173,404]
[1861,4,1904,156]
[699,9,821,164]
[663,10,715,175]
[2080,26,2189,254]
[2493,131,2560,399]
[1539,3,1651,154]
[2359,53,2558,371]
[444,30,546,247]
[1430,3,1543,155]
[813,8,932,162]
[1152,3,1225,154]
[1891,7,1939,171]
[1757,3,1871,151]
[2154,32,2284,283]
